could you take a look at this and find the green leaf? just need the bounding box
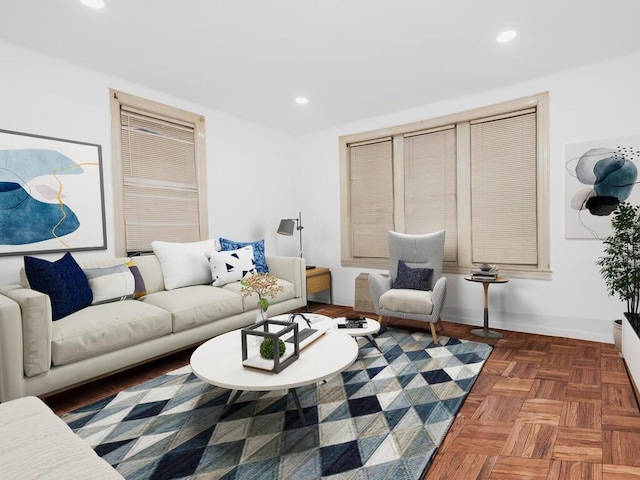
[259,297,269,311]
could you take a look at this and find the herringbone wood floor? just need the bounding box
[45,303,640,479]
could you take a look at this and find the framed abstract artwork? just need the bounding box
[565,135,640,239]
[0,128,106,256]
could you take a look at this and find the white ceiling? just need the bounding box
[1,0,640,135]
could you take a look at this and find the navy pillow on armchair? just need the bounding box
[24,252,93,321]
[392,260,433,290]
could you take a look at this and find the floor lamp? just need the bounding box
[277,211,304,259]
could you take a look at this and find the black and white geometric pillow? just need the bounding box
[207,245,257,286]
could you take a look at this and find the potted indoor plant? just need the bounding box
[597,202,640,331]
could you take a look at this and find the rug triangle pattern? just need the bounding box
[62,329,492,480]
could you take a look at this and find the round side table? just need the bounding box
[464,276,509,339]
[334,317,382,352]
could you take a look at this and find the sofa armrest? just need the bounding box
[0,290,26,401]
[266,256,307,300]
[0,285,52,378]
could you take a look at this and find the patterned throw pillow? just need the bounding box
[219,237,268,273]
[126,260,148,299]
[207,246,257,286]
[84,264,136,305]
[24,252,93,321]
[392,260,433,290]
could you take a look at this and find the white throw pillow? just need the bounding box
[151,239,218,290]
[207,246,257,286]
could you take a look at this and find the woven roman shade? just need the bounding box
[349,139,394,259]
[470,110,537,265]
[404,127,457,262]
[120,109,201,253]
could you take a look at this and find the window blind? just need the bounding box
[120,109,201,253]
[349,139,394,258]
[403,127,457,262]
[470,111,537,265]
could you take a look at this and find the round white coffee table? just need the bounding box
[190,326,357,424]
[334,317,382,352]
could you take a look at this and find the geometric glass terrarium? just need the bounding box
[241,319,300,373]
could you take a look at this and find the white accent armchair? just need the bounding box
[368,230,447,342]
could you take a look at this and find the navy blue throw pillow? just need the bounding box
[24,252,93,321]
[393,260,433,290]
[219,237,269,273]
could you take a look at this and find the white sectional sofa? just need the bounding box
[0,253,306,402]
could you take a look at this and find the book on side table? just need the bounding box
[337,315,367,329]
[470,268,498,280]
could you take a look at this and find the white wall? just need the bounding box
[0,40,297,285]
[1,38,637,343]
[296,51,640,343]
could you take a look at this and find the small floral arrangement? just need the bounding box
[240,273,284,312]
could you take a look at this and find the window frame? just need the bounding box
[339,92,550,279]
[110,89,208,256]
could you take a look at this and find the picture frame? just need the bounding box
[0,128,106,256]
[565,135,640,239]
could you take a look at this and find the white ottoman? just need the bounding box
[0,396,123,480]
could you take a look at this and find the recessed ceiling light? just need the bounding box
[496,30,517,43]
[295,97,309,105]
[81,0,105,9]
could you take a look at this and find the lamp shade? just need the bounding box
[277,219,295,236]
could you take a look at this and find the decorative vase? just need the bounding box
[254,303,268,344]
[256,302,268,322]
[613,319,622,356]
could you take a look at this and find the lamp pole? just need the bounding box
[297,211,304,258]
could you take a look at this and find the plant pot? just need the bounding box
[624,312,640,335]
[613,319,622,355]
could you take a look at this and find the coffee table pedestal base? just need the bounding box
[221,388,307,425]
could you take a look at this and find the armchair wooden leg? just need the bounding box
[430,322,438,344]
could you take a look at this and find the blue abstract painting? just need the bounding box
[565,136,640,238]
[0,130,106,256]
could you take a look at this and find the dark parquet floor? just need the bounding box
[44,303,640,479]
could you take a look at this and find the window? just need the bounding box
[110,90,208,256]
[340,93,549,278]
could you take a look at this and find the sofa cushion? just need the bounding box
[24,252,93,321]
[131,254,165,294]
[222,278,295,311]
[207,246,256,286]
[51,300,172,366]
[219,237,268,273]
[379,288,434,315]
[141,285,244,333]
[151,239,217,290]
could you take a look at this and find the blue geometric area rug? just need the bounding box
[61,328,492,480]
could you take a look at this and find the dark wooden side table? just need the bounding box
[306,267,332,304]
[464,276,509,339]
